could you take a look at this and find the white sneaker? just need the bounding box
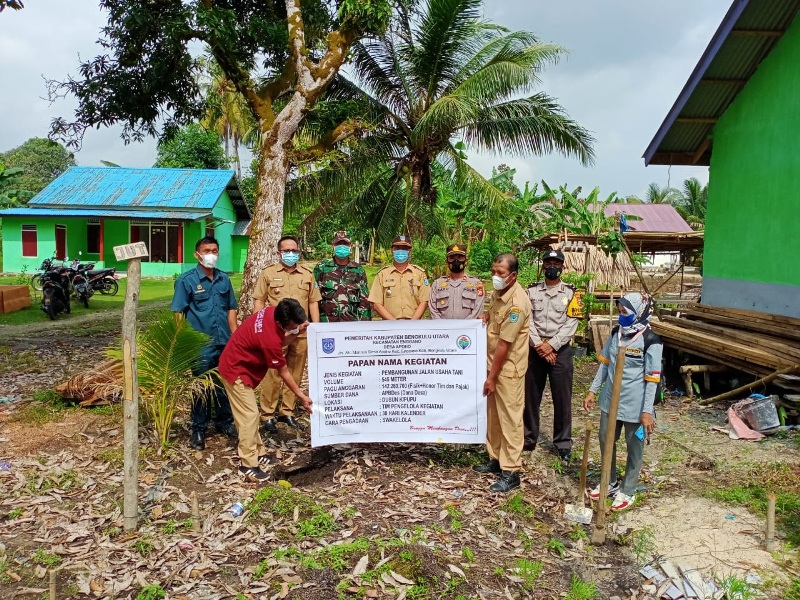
[610,491,635,511]
[589,481,620,501]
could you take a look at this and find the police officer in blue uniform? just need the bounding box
[171,236,239,450]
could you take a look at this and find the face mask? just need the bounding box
[393,249,410,263]
[448,258,466,273]
[492,274,509,291]
[281,251,300,267]
[284,325,301,335]
[198,253,218,269]
[618,313,636,327]
[544,266,562,281]
[333,245,351,259]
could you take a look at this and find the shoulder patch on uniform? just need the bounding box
[424,278,429,286]
[509,307,521,323]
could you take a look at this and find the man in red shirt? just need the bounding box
[219,298,314,482]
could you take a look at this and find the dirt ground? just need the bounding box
[1,306,798,599]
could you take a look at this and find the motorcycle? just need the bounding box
[30,254,57,292]
[40,266,71,320]
[84,267,119,296]
[70,268,92,308]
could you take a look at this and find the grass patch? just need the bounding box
[32,548,62,568]
[0,348,41,376]
[0,555,10,584]
[503,492,535,519]
[514,558,543,591]
[248,485,338,540]
[137,584,166,600]
[26,468,81,493]
[11,389,74,425]
[708,463,800,545]
[566,574,599,600]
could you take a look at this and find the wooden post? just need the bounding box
[114,241,149,533]
[123,257,141,531]
[766,493,777,552]
[592,343,627,544]
[49,569,57,600]
[191,491,201,533]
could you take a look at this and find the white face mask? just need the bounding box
[492,274,509,291]
[199,253,219,269]
[285,326,300,335]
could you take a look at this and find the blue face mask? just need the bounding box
[393,249,410,263]
[281,251,300,267]
[333,245,351,259]
[618,312,636,327]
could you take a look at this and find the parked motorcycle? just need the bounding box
[40,266,71,320]
[71,269,92,308]
[30,254,57,292]
[85,267,119,296]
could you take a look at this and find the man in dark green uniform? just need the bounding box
[313,231,372,322]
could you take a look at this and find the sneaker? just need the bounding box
[489,471,521,493]
[258,455,275,467]
[557,448,572,465]
[589,481,620,501]
[610,491,636,511]
[261,419,278,434]
[238,465,269,483]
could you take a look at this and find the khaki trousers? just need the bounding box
[486,374,524,472]
[260,337,308,418]
[222,377,266,469]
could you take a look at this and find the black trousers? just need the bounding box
[523,345,574,451]
[191,345,234,434]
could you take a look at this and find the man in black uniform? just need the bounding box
[524,249,579,462]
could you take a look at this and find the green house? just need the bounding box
[0,166,251,276]
[645,0,800,317]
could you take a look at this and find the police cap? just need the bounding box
[446,243,467,257]
[542,248,565,262]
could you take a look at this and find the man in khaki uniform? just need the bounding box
[428,243,485,320]
[368,235,430,319]
[253,235,321,431]
[473,253,530,493]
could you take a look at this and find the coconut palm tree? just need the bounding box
[675,177,707,229]
[199,57,256,179]
[288,0,594,245]
[645,182,680,205]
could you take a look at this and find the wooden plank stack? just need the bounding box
[0,285,31,314]
[651,304,800,390]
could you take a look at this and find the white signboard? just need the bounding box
[308,320,487,447]
[113,242,149,261]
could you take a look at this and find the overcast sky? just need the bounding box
[0,1,729,199]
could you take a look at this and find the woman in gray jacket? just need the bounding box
[582,292,662,511]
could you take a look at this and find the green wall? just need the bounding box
[705,12,800,289]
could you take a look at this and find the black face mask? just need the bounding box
[544,266,562,281]
[448,259,466,273]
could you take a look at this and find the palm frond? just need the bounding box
[410,0,484,105]
[461,94,596,165]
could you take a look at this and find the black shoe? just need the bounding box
[472,459,501,474]
[190,431,205,450]
[557,448,572,464]
[261,418,277,434]
[216,423,238,440]
[276,415,301,429]
[489,470,521,493]
[523,441,536,452]
[258,455,275,467]
[238,465,269,483]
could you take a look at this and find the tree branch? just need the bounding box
[291,118,370,164]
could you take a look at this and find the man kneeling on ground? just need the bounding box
[218,298,314,482]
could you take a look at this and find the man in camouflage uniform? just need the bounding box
[428,243,485,320]
[313,231,372,322]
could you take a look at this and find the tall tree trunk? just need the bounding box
[233,131,241,180]
[238,94,308,316]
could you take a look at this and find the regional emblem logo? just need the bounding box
[456,335,471,350]
[322,338,336,354]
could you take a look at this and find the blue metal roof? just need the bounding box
[644,0,800,166]
[27,166,236,210]
[0,207,211,220]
